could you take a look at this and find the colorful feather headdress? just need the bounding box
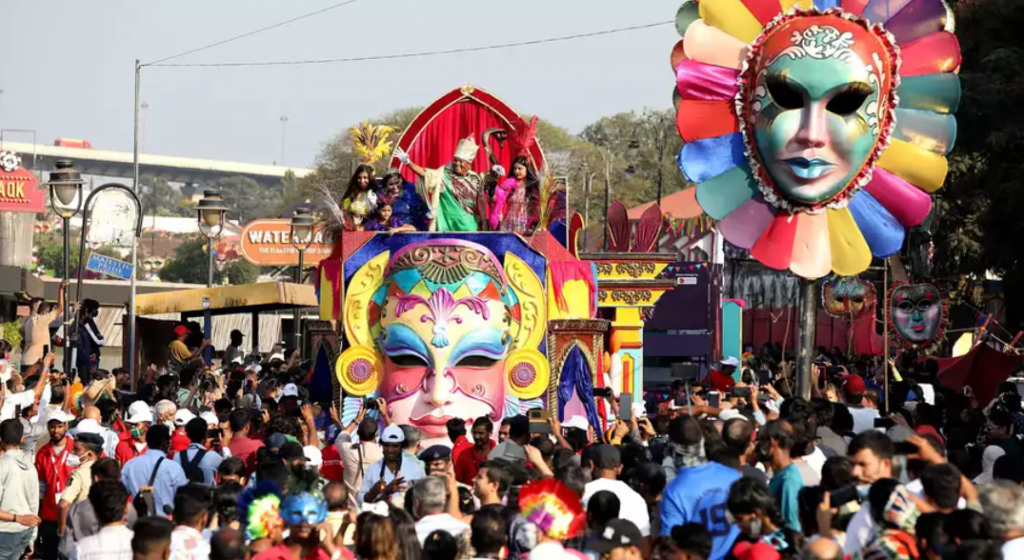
[350,121,395,169]
[518,479,586,540]
[673,0,961,279]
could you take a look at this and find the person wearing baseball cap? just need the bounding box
[168,324,211,373]
[37,409,75,558]
[842,373,880,434]
[587,519,644,559]
[358,425,425,504]
[709,357,739,393]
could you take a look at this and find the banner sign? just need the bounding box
[240,219,331,266]
[86,188,140,248]
[0,151,44,213]
[86,253,135,280]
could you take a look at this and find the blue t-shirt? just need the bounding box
[768,463,805,532]
[660,462,741,560]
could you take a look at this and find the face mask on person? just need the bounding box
[130,427,145,440]
[66,454,81,468]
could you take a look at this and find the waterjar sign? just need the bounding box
[0,151,44,213]
[240,219,331,266]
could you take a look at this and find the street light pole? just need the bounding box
[289,208,314,360]
[197,190,227,365]
[279,115,289,166]
[45,161,84,376]
[601,149,611,251]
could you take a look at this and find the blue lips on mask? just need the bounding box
[280,492,328,526]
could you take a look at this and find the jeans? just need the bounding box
[0,529,33,560]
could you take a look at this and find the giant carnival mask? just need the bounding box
[337,239,548,440]
[887,281,946,349]
[676,0,961,279]
[747,17,896,208]
[822,275,876,319]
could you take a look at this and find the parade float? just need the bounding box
[310,85,682,441]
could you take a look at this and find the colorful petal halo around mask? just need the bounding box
[673,0,960,278]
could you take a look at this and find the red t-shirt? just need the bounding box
[320,445,344,483]
[708,369,736,393]
[115,439,147,466]
[36,437,75,522]
[252,544,352,560]
[451,435,472,468]
[228,436,265,476]
[171,428,191,454]
[454,440,496,486]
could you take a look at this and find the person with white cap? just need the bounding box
[115,401,152,466]
[56,431,104,539]
[708,357,739,393]
[170,409,195,455]
[35,408,75,560]
[358,424,425,504]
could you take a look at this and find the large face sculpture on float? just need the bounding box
[887,281,946,349]
[676,0,961,279]
[822,275,876,319]
[337,239,548,442]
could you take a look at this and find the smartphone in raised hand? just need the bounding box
[618,393,633,422]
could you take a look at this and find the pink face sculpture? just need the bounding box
[366,242,518,439]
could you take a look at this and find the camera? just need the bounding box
[364,398,379,411]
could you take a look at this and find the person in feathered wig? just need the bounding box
[517,479,588,560]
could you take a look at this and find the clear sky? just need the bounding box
[0,0,677,169]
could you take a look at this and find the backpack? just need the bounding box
[180,448,208,484]
[134,457,164,517]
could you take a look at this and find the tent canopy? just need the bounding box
[136,282,317,319]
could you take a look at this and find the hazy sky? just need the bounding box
[1,1,677,169]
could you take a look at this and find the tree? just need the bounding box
[138,175,190,217]
[213,176,281,223]
[930,0,1024,324]
[222,259,259,285]
[160,238,261,285]
[36,235,120,277]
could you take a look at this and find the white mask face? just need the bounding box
[66,453,81,468]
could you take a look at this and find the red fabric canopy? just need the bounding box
[935,344,1024,404]
[390,87,545,183]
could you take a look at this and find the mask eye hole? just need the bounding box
[827,85,872,116]
[390,354,428,367]
[766,75,804,110]
[456,355,499,369]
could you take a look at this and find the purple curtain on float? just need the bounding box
[557,346,601,430]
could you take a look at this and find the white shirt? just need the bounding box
[582,477,652,536]
[72,524,134,560]
[0,389,36,421]
[1003,537,1024,559]
[843,505,875,555]
[415,513,470,545]
[169,525,210,560]
[848,406,880,434]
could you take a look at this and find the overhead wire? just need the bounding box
[143,0,366,67]
[148,20,674,68]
